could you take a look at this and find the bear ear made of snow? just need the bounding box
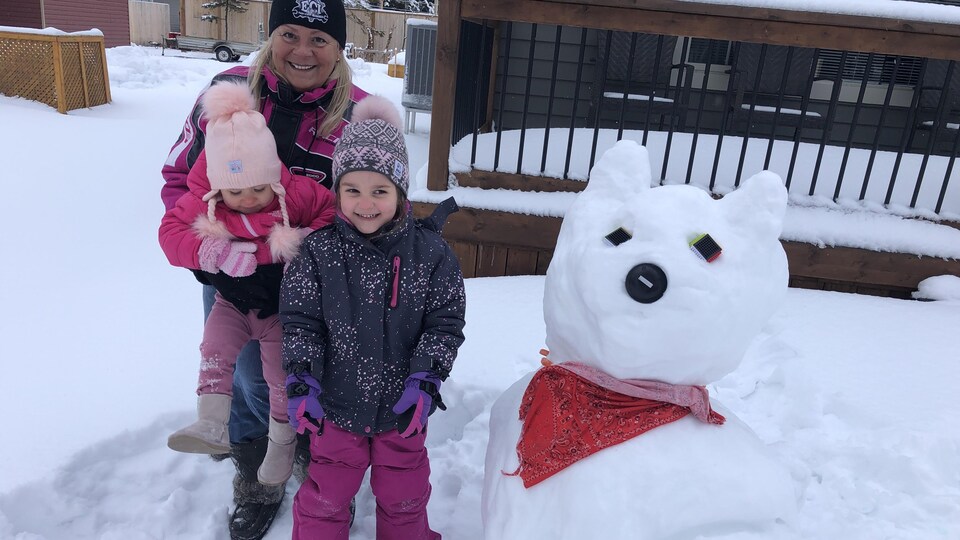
[584,140,653,200]
[721,170,788,241]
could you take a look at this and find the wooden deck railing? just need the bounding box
[418,0,960,295]
[428,0,960,205]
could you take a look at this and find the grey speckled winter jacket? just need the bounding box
[279,199,466,435]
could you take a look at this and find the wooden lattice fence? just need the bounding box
[0,30,111,113]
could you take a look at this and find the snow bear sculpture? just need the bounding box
[482,140,796,539]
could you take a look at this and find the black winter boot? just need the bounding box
[293,433,311,484]
[229,436,285,540]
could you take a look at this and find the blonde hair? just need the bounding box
[247,34,354,138]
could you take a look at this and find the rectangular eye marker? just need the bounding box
[604,227,632,246]
[690,233,722,262]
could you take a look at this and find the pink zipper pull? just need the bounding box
[390,255,401,308]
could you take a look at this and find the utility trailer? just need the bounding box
[165,32,260,62]
[167,0,271,62]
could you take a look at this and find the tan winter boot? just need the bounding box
[257,418,297,486]
[167,393,232,454]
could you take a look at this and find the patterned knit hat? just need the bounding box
[332,95,409,195]
[268,0,347,48]
[201,81,289,227]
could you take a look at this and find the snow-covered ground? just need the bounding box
[0,45,958,539]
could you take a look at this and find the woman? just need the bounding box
[160,1,367,538]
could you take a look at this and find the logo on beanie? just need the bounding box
[293,0,329,24]
[228,160,243,174]
[393,160,405,181]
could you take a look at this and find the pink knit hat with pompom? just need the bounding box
[201,81,289,226]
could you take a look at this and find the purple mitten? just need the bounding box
[286,372,324,435]
[392,372,446,438]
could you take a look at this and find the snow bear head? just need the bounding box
[543,140,789,385]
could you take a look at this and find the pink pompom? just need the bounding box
[351,95,403,131]
[268,224,305,262]
[201,80,257,122]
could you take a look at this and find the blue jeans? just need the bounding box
[203,285,270,444]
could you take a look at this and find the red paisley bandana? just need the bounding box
[509,360,725,488]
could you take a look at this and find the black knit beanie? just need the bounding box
[268,0,347,48]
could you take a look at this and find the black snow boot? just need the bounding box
[293,432,311,484]
[229,436,285,540]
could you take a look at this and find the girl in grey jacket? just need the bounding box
[280,95,466,540]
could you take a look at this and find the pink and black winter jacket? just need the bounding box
[159,151,336,317]
[160,65,369,211]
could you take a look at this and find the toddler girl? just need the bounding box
[159,81,335,486]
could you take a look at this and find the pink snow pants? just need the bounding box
[197,293,287,423]
[293,421,440,540]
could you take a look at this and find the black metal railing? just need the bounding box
[451,23,960,216]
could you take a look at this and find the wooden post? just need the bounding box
[51,37,67,114]
[100,38,112,103]
[180,0,187,41]
[426,0,463,191]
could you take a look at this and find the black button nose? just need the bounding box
[625,263,668,304]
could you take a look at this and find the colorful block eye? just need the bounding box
[690,233,722,262]
[604,227,632,246]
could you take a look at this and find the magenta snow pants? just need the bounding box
[293,421,440,540]
[197,293,287,423]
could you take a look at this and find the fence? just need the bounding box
[345,8,437,63]
[448,23,960,217]
[129,0,171,45]
[181,0,271,44]
[0,29,111,114]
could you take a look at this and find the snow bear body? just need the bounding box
[482,141,797,539]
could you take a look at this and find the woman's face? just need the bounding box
[270,24,341,92]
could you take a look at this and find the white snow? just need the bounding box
[0,43,958,540]
[677,0,960,25]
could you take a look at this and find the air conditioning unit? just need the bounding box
[402,19,438,133]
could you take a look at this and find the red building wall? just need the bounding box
[0,0,130,47]
[44,0,130,47]
[0,0,43,29]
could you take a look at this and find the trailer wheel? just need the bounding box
[215,46,234,62]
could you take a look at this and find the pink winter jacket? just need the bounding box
[159,150,336,270]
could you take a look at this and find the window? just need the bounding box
[816,51,923,86]
[685,38,732,65]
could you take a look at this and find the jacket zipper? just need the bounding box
[390,255,401,308]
